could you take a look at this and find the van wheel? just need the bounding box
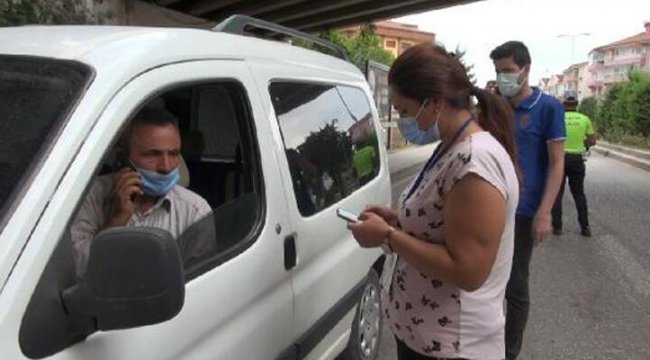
[341,269,382,360]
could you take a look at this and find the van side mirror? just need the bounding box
[62,227,185,330]
[20,227,185,359]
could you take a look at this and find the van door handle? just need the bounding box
[284,233,297,270]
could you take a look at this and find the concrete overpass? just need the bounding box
[146,0,483,32]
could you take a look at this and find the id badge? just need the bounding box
[380,254,398,291]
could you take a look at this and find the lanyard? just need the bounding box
[403,117,475,205]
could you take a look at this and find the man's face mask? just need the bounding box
[396,99,441,145]
[136,166,180,197]
[496,68,525,98]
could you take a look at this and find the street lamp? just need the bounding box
[557,33,590,96]
[557,32,591,65]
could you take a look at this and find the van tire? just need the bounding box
[341,269,382,360]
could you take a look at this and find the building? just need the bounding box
[546,74,565,98]
[561,62,591,101]
[576,62,595,101]
[562,62,588,93]
[339,20,436,57]
[588,22,650,97]
[538,77,551,94]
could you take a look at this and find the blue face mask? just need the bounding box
[136,167,180,197]
[396,100,441,145]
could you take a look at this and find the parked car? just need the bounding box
[0,16,390,360]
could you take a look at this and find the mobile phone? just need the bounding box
[337,208,359,222]
[115,150,136,171]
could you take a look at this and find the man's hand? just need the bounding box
[532,210,552,244]
[105,168,143,228]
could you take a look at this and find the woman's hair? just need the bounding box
[388,42,518,169]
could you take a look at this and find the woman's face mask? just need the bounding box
[496,69,525,98]
[136,166,180,197]
[396,99,441,145]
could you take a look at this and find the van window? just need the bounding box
[270,82,380,216]
[0,56,91,228]
[20,80,264,358]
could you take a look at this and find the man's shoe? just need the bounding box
[581,227,591,237]
[553,228,562,235]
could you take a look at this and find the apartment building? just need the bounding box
[588,22,650,97]
[339,20,436,57]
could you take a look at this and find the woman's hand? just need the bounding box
[364,205,399,227]
[347,211,392,248]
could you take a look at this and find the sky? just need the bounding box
[394,0,650,87]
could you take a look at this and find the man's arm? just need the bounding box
[69,180,106,276]
[585,116,597,148]
[585,134,597,148]
[533,140,564,243]
[534,99,566,243]
[179,193,215,263]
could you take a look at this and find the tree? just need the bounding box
[593,70,650,147]
[0,0,108,26]
[298,121,354,202]
[596,82,625,134]
[320,25,394,71]
[452,46,476,85]
[627,71,650,136]
[578,97,598,125]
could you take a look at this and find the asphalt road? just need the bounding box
[379,152,650,360]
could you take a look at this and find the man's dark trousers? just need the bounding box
[552,153,589,231]
[505,216,534,360]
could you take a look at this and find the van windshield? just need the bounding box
[0,55,91,225]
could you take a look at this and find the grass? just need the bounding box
[602,132,650,151]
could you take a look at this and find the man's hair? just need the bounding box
[131,106,179,129]
[490,41,531,68]
[118,106,179,151]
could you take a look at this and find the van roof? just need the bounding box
[0,26,363,79]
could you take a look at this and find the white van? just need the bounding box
[0,16,390,360]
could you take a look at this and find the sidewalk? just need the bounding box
[387,142,437,177]
[591,141,650,173]
[386,140,650,175]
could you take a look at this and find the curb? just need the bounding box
[596,141,650,162]
[591,146,650,173]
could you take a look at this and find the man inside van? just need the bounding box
[70,107,212,276]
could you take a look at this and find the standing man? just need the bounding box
[552,95,597,237]
[485,80,498,94]
[490,41,566,360]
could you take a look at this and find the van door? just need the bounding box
[0,60,295,360]
[250,60,390,358]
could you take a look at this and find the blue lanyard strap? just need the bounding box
[403,117,475,205]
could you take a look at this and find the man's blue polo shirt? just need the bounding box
[514,87,565,217]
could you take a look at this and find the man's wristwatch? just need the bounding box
[381,226,396,254]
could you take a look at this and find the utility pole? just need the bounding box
[557,32,590,65]
[557,33,590,96]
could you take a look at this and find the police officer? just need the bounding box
[552,95,597,237]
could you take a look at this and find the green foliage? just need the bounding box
[298,121,353,176]
[593,70,650,148]
[298,121,354,202]
[0,0,108,26]
[627,71,650,136]
[577,97,597,123]
[320,26,394,71]
[595,82,625,134]
[452,46,476,85]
